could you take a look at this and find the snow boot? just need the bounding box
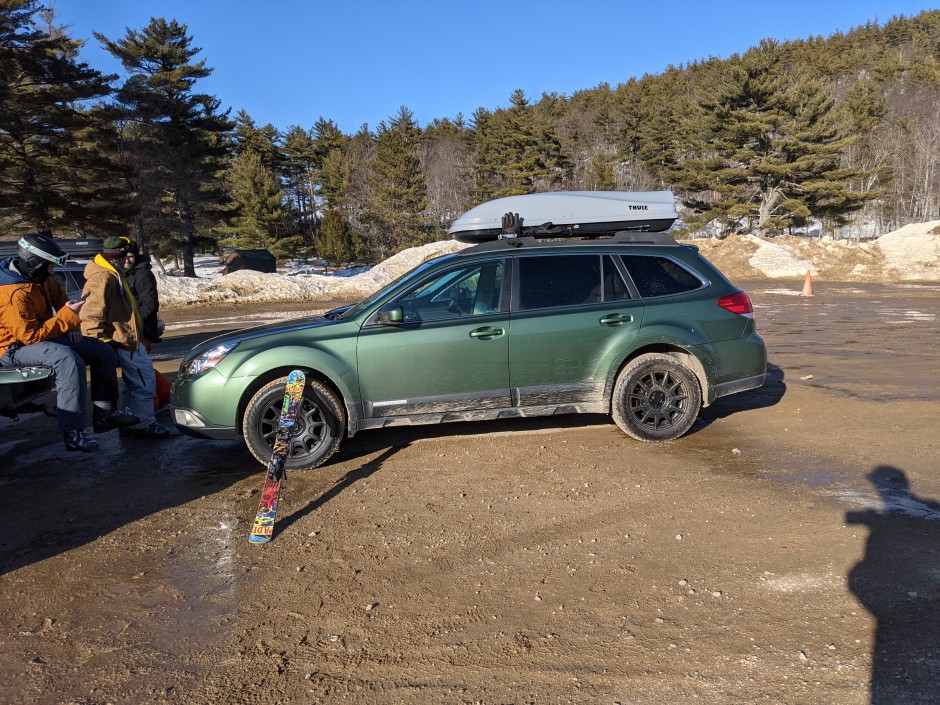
[64,430,99,452]
[120,422,173,439]
[93,406,139,433]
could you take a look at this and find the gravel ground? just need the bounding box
[1,280,938,705]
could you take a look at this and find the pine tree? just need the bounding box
[585,152,616,191]
[317,208,357,264]
[319,148,352,209]
[97,18,232,276]
[468,107,497,204]
[231,110,280,169]
[0,1,134,236]
[311,118,348,167]
[363,107,428,259]
[669,40,871,235]
[222,150,285,248]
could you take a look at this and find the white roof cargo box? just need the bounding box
[448,190,678,243]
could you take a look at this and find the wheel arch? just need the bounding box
[607,343,710,412]
[235,363,357,440]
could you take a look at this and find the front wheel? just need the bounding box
[243,376,345,470]
[611,354,702,442]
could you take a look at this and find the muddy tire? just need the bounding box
[243,376,345,471]
[612,353,702,442]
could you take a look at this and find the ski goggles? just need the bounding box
[18,238,68,266]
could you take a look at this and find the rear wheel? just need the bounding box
[243,376,345,470]
[612,354,701,442]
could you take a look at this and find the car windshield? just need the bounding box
[337,255,455,319]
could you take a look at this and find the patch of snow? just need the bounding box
[876,221,940,281]
[745,235,818,278]
[760,288,803,296]
[157,240,467,308]
[763,573,838,592]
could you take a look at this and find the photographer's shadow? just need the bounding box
[847,466,940,704]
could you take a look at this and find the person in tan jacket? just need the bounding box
[81,237,171,439]
[0,234,137,452]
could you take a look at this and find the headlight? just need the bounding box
[182,342,238,377]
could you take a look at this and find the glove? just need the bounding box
[501,212,522,238]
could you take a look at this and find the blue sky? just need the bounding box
[53,1,934,134]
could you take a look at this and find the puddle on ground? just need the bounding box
[761,459,940,521]
[753,283,940,402]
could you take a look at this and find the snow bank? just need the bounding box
[156,227,939,308]
[157,240,467,308]
[877,221,940,281]
[745,235,818,277]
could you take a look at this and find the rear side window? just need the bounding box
[620,255,702,298]
[52,270,85,298]
[602,255,632,301]
[518,255,601,310]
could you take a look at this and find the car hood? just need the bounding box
[183,313,341,361]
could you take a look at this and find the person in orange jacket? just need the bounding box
[0,234,137,451]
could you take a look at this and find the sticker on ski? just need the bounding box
[249,370,305,544]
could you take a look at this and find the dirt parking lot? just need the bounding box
[1,280,938,705]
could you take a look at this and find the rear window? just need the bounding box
[52,269,85,298]
[620,255,702,298]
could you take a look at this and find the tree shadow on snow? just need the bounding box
[846,466,940,704]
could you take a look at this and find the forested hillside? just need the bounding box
[1,1,938,273]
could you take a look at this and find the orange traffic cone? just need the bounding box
[801,270,814,297]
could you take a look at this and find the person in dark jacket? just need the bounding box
[123,241,171,410]
[123,241,161,344]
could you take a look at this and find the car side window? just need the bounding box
[620,255,702,298]
[602,255,632,301]
[398,261,503,322]
[517,255,602,310]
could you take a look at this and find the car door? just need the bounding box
[356,259,510,417]
[508,253,645,407]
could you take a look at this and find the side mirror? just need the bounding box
[375,304,404,325]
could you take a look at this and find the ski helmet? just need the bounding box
[17,233,68,283]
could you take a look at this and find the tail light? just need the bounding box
[717,291,753,315]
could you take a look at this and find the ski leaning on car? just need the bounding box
[249,370,306,545]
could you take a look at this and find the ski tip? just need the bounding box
[248,533,271,545]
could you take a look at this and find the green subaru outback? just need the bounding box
[171,191,766,470]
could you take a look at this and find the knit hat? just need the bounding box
[102,236,131,256]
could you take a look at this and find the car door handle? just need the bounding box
[599,313,632,326]
[469,326,504,339]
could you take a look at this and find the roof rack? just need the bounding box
[460,231,679,253]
